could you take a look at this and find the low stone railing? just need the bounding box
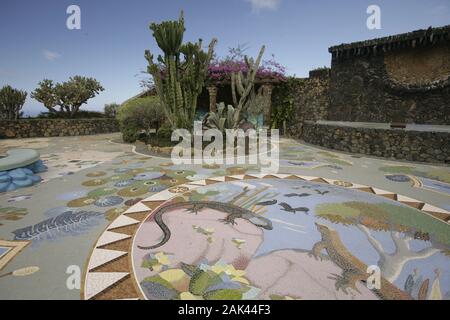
[0,119,120,139]
[300,122,449,164]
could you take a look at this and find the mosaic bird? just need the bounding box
[279,202,309,215]
[288,161,307,166]
[284,193,310,198]
[315,189,329,196]
[256,199,277,206]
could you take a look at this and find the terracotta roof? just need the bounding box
[329,25,450,59]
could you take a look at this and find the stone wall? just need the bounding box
[301,122,449,164]
[0,119,119,139]
[328,26,450,125]
[286,71,330,136]
[328,48,450,125]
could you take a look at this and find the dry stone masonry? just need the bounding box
[328,26,450,125]
[0,119,119,139]
[287,25,450,164]
[287,69,330,137]
[302,122,449,164]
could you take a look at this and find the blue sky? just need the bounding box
[0,0,449,116]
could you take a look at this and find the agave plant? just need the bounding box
[203,102,240,132]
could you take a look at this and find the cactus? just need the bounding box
[0,85,27,120]
[145,11,217,130]
[230,46,265,126]
[205,46,266,131]
[203,102,237,132]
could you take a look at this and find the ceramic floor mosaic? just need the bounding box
[0,133,448,300]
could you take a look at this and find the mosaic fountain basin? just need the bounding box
[0,149,47,192]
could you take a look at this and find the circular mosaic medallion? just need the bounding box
[83,175,450,301]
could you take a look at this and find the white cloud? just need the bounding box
[245,0,281,12]
[43,49,61,61]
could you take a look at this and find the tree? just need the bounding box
[0,85,27,120]
[315,202,445,283]
[31,76,104,118]
[145,11,217,130]
[357,226,438,282]
[104,103,120,118]
[30,79,59,114]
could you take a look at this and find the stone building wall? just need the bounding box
[0,119,119,139]
[302,122,449,164]
[328,26,450,125]
[286,70,330,136]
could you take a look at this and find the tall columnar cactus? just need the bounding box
[204,46,266,131]
[145,11,217,130]
[0,85,27,120]
[230,45,265,126]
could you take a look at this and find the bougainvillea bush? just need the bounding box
[150,48,287,85]
[207,51,287,84]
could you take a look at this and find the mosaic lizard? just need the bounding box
[137,201,273,250]
[311,222,412,300]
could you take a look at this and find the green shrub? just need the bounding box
[156,123,173,140]
[145,123,175,147]
[104,103,120,118]
[117,96,166,143]
[121,126,140,143]
[271,77,300,131]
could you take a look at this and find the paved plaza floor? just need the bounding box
[0,133,448,300]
